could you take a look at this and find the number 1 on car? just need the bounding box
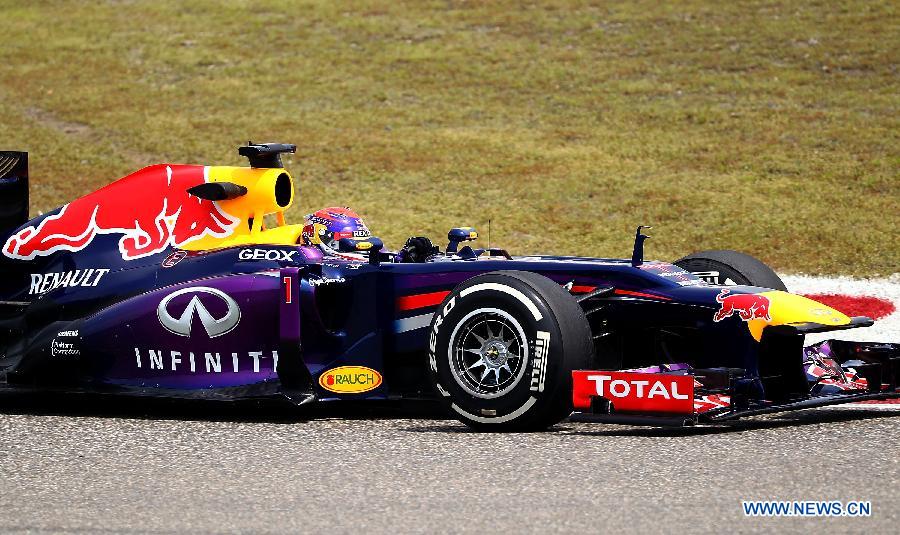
[283,276,292,304]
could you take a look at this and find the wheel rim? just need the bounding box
[448,308,529,399]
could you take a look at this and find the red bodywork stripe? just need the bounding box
[397,290,451,312]
[614,289,672,301]
[398,287,669,312]
[570,285,596,294]
[567,286,670,301]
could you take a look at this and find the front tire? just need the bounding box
[674,249,787,291]
[427,271,593,431]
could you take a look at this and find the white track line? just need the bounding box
[817,402,900,411]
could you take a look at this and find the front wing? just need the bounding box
[571,339,900,426]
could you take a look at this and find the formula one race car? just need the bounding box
[0,144,897,430]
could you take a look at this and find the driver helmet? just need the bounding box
[302,207,372,253]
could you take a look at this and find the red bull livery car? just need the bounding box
[0,144,897,430]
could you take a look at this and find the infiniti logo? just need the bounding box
[157,287,240,338]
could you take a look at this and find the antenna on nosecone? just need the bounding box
[488,219,491,250]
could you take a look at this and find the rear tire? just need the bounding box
[427,271,593,431]
[674,250,787,291]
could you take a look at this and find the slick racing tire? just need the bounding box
[674,250,787,291]
[427,271,593,432]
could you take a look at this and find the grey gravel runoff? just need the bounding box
[0,394,897,534]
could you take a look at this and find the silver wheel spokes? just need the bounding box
[456,316,523,394]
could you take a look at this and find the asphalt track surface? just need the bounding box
[1,394,897,534]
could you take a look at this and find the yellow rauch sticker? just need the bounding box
[318,366,383,394]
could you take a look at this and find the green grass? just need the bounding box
[0,0,896,275]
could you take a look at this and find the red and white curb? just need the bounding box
[782,274,900,343]
[782,274,900,410]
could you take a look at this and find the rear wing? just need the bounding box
[0,151,28,239]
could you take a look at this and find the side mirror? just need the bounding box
[447,227,477,254]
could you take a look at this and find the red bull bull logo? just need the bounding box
[3,165,238,261]
[713,289,771,322]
